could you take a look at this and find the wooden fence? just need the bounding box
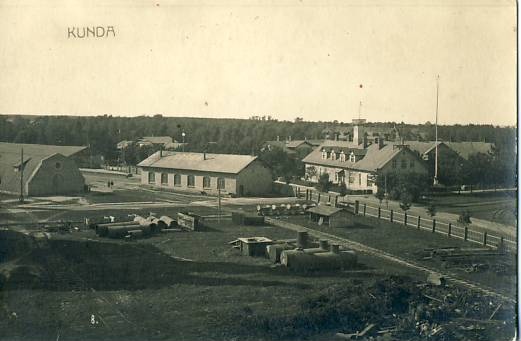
[292,186,516,252]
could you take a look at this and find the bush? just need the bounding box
[316,173,331,192]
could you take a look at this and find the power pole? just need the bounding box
[218,186,222,222]
[19,148,24,203]
[434,75,440,186]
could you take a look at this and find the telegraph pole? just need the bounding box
[19,148,24,203]
[434,75,440,186]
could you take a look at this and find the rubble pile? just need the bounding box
[232,275,514,341]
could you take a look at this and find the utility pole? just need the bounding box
[218,186,222,223]
[19,148,24,203]
[434,75,440,186]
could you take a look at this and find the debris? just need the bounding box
[488,303,502,320]
[426,272,445,286]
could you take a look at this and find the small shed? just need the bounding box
[307,205,354,228]
[237,237,273,257]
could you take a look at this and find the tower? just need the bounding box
[352,118,366,145]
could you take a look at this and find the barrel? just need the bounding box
[319,240,329,250]
[296,231,309,248]
[159,215,176,228]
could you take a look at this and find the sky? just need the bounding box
[0,0,517,125]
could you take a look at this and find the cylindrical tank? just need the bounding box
[281,249,357,271]
[330,244,340,254]
[296,231,309,248]
[266,244,294,263]
[319,240,329,250]
[97,221,140,228]
[159,216,176,228]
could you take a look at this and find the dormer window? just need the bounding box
[321,150,327,159]
[331,150,336,160]
[339,151,346,162]
[349,152,356,162]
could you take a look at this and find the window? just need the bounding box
[174,174,181,186]
[339,152,346,162]
[55,162,61,169]
[203,176,211,188]
[187,175,195,187]
[410,160,415,169]
[348,173,355,184]
[392,160,397,169]
[322,150,327,159]
[401,159,407,169]
[359,173,362,185]
[349,153,356,162]
[217,177,225,189]
[148,171,155,184]
[331,151,336,161]
[161,173,168,185]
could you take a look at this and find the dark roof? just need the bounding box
[138,136,173,145]
[138,151,259,174]
[445,142,493,159]
[0,143,86,193]
[303,140,424,173]
[308,205,343,216]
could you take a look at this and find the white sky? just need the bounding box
[0,0,517,125]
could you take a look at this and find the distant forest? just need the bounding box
[0,114,516,162]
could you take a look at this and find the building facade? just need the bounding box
[138,151,272,196]
[302,140,428,193]
[0,143,86,196]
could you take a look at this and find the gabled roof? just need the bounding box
[138,151,259,174]
[308,205,343,216]
[0,143,86,194]
[138,136,173,145]
[445,142,494,160]
[405,141,444,155]
[303,140,424,173]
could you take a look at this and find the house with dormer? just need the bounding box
[302,136,428,193]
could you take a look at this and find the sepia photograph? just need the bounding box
[0,0,517,340]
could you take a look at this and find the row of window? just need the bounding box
[148,172,225,189]
[321,150,356,162]
[392,159,415,169]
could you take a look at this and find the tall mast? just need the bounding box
[19,148,24,203]
[434,75,440,185]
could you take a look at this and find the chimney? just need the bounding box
[277,135,280,142]
[363,135,368,148]
[378,137,385,150]
[203,151,207,160]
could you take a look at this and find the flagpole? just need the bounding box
[19,148,24,203]
[434,75,439,186]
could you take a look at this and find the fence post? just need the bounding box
[318,192,321,202]
[417,216,421,229]
[448,223,452,237]
[328,194,331,203]
[354,201,359,215]
[432,219,436,233]
[390,210,393,222]
[335,196,338,207]
[378,207,381,219]
[483,232,487,246]
[464,226,468,241]
[363,204,367,216]
[404,212,407,225]
[500,236,504,250]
